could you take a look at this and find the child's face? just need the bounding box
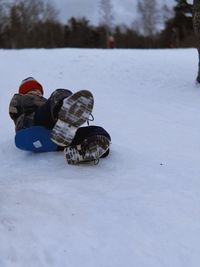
[26,90,42,96]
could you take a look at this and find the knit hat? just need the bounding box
[19,77,43,95]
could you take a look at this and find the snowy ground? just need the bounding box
[1,48,200,267]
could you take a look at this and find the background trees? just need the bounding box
[161,0,193,48]
[0,0,196,49]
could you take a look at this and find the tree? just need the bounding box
[7,0,44,47]
[99,0,114,31]
[6,0,59,48]
[161,4,173,23]
[137,0,159,36]
[174,0,192,15]
[160,0,193,48]
[99,0,115,47]
[42,0,59,22]
[0,0,9,32]
[0,0,9,47]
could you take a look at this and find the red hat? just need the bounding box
[19,77,43,95]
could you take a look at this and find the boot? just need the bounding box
[51,90,94,147]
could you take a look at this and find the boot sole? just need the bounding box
[64,135,110,165]
[51,90,94,146]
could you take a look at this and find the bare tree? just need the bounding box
[99,0,114,31]
[9,0,58,28]
[0,0,9,32]
[42,0,59,22]
[161,3,173,24]
[137,0,159,36]
[7,0,59,47]
[9,0,44,30]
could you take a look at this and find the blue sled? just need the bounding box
[15,126,58,152]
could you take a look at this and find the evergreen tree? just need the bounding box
[161,0,193,47]
[174,0,192,15]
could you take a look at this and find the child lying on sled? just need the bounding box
[9,77,111,165]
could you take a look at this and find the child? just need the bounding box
[9,77,111,164]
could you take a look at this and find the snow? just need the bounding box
[1,47,200,267]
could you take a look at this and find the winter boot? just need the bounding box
[51,90,94,147]
[64,135,110,165]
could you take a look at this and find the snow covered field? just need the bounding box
[1,48,200,267]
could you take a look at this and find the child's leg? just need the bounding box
[71,126,111,146]
[51,90,94,147]
[34,89,72,129]
[64,126,111,164]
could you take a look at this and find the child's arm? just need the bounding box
[9,94,22,122]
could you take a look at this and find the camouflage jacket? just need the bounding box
[9,93,47,132]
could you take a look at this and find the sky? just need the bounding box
[53,0,177,26]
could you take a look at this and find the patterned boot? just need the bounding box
[51,90,94,147]
[64,135,110,165]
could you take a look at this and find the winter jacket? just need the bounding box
[9,89,73,132]
[9,93,47,132]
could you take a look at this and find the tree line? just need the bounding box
[0,0,195,49]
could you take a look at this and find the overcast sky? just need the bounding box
[52,0,181,26]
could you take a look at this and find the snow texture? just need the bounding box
[0,48,200,267]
